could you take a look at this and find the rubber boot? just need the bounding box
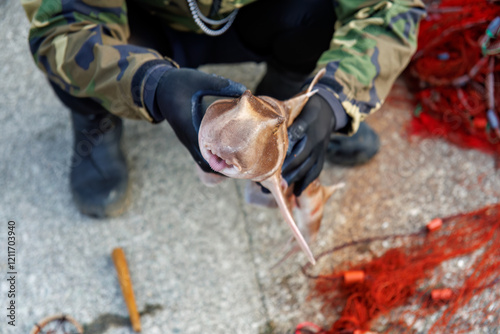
[70,111,131,218]
[327,122,380,166]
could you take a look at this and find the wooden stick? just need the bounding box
[111,247,141,332]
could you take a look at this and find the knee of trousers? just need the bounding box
[283,0,336,32]
[236,0,336,74]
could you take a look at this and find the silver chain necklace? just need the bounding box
[186,0,239,36]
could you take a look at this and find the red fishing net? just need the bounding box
[407,0,500,163]
[294,3,500,333]
[297,204,500,333]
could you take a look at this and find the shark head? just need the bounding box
[199,90,287,181]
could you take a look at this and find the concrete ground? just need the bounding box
[1,1,499,333]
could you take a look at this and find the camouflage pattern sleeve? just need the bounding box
[316,0,426,134]
[21,0,175,121]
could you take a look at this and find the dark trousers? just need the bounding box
[51,0,335,115]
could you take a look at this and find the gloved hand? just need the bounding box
[282,93,336,196]
[154,68,247,173]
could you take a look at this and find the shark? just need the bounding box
[198,68,344,265]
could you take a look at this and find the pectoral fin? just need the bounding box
[282,68,327,126]
[283,90,318,127]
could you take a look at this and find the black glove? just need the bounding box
[154,68,247,173]
[281,93,336,196]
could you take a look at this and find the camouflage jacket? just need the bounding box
[21,0,425,133]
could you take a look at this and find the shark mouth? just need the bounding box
[207,150,233,172]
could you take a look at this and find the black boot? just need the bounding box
[326,122,380,166]
[70,111,131,218]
